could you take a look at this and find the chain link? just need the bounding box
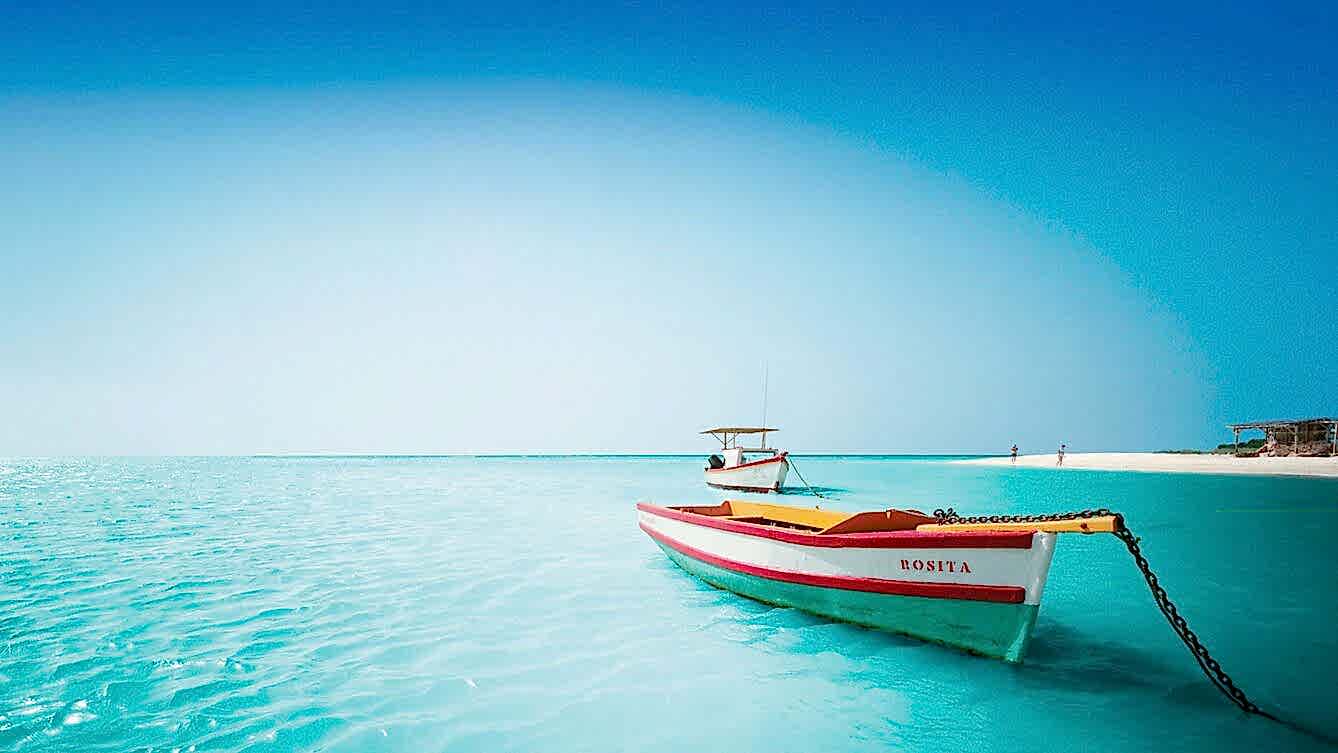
[932,507,1276,721]
[932,507,1116,526]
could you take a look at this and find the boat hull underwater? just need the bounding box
[637,500,1060,662]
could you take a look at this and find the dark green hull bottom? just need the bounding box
[656,542,1040,662]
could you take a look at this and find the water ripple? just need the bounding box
[2,457,1335,752]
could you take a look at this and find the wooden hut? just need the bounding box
[1227,418,1338,457]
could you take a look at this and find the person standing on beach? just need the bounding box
[1057,444,1066,466]
[1010,444,1018,463]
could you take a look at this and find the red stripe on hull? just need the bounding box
[705,453,788,473]
[706,482,777,493]
[641,523,1025,604]
[636,503,1034,549]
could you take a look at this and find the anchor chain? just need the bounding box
[785,456,826,499]
[932,507,1276,721]
[933,507,1116,527]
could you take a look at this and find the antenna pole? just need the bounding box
[761,362,769,449]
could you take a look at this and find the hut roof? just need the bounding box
[1227,417,1338,430]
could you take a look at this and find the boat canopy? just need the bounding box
[702,427,780,451]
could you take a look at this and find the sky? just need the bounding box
[1,1,1335,454]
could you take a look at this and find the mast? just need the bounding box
[760,363,769,450]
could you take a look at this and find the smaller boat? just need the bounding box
[701,427,789,493]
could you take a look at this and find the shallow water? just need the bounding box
[2,456,1335,752]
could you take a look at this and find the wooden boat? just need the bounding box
[637,499,1118,662]
[701,427,789,492]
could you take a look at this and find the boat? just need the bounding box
[636,499,1281,719]
[636,498,1119,662]
[701,427,789,492]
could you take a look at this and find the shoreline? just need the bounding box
[952,452,1338,478]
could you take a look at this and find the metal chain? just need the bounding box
[785,457,826,499]
[933,507,1276,721]
[932,507,1116,526]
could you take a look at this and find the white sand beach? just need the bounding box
[954,452,1338,478]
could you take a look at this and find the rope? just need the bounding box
[932,507,1277,722]
[785,456,826,499]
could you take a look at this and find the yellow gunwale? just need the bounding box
[689,500,1120,536]
[722,501,850,529]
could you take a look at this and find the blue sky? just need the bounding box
[1,2,1334,454]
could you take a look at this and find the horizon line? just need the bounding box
[4,451,1118,459]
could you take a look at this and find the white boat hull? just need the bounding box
[704,454,789,492]
[636,502,1059,661]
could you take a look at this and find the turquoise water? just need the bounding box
[3,456,1336,752]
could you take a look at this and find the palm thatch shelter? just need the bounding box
[1227,417,1338,457]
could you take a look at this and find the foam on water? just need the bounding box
[2,456,1335,752]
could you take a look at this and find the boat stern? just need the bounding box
[703,452,789,492]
